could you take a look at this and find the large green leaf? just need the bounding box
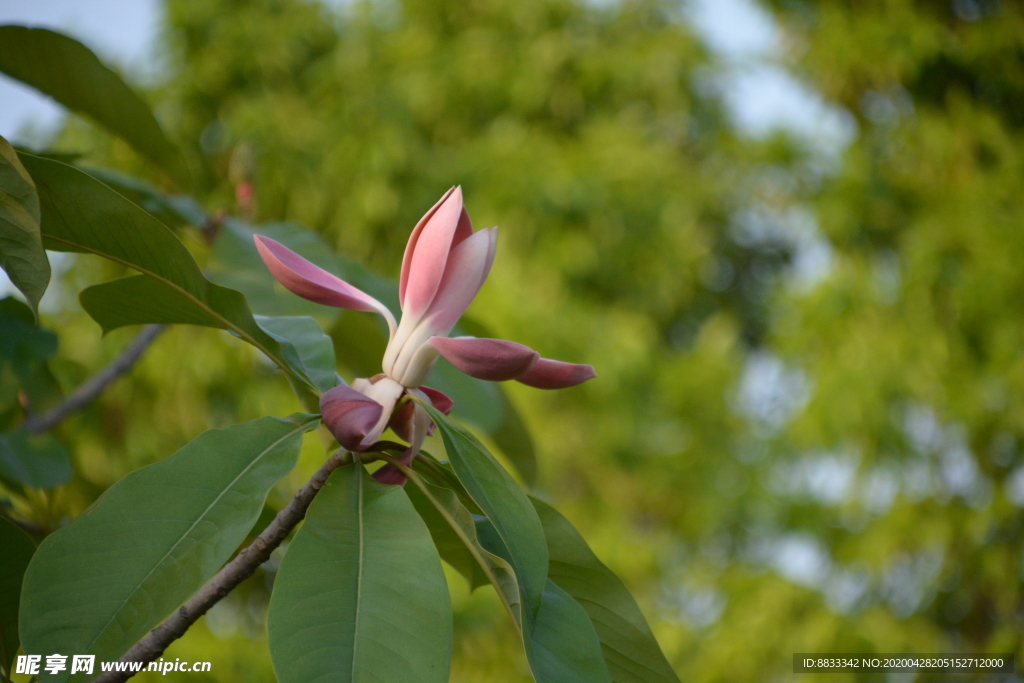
[0,430,71,489]
[531,498,681,683]
[267,463,452,683]
[405,475,521,624]
[0,26,187,184]
[0,135,49,315]
[0,516,35,677]
[420,402,548,621]
[17,153,313,391]
[20,414,317,681]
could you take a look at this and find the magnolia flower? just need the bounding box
[255,187,595,484]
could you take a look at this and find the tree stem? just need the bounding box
[25,324,166,435]
[91,449,353,683]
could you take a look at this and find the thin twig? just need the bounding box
[25,324,166,435]
[92,449,352,683]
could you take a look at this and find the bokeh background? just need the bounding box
[3,0,1024,680]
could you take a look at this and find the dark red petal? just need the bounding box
[515,358,597,389]
[319,384,383,451]
[431,336,539,382]
[372,447,415,486]
[419,385,454,415]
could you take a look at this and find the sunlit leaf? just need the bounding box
[19,414,317,681]
[532,497,680,683]
[267,463,452,683]
[0,135,49,315]
[17,153,314,392]
[0,516,34,677]
[0,26,188,184]
[420,401,548,621]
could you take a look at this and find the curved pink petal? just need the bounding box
[399,187,475,317]
[320,384,384,451]
[431,336,539,382]
[515,358,597,389]
[255,235,397,336]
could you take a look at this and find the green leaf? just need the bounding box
[531,498,680,683]
[405,475,521,624]
[0,297,58,374]
[267,463,452,683]
[0,135,49,315]
[17,153,313,391]
[255,315,339,394]
[0,26,187,184]
[0,431,71,489]
[0,298,63,413]
[528,580,614,683]
[419,402,548,621]
[0,516,35,678]
[475,517,611,683]
[19,414,317,681]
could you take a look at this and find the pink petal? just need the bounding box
[431,336,539,381]
[419,385,454,415]
[320,384,384,451]
[383,227,498,387]
[422,226,497,333]
[254,235,397,336]
[399,187,475,317]
[515,358,597,389]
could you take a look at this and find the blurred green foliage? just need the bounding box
[5,0,1024,680]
